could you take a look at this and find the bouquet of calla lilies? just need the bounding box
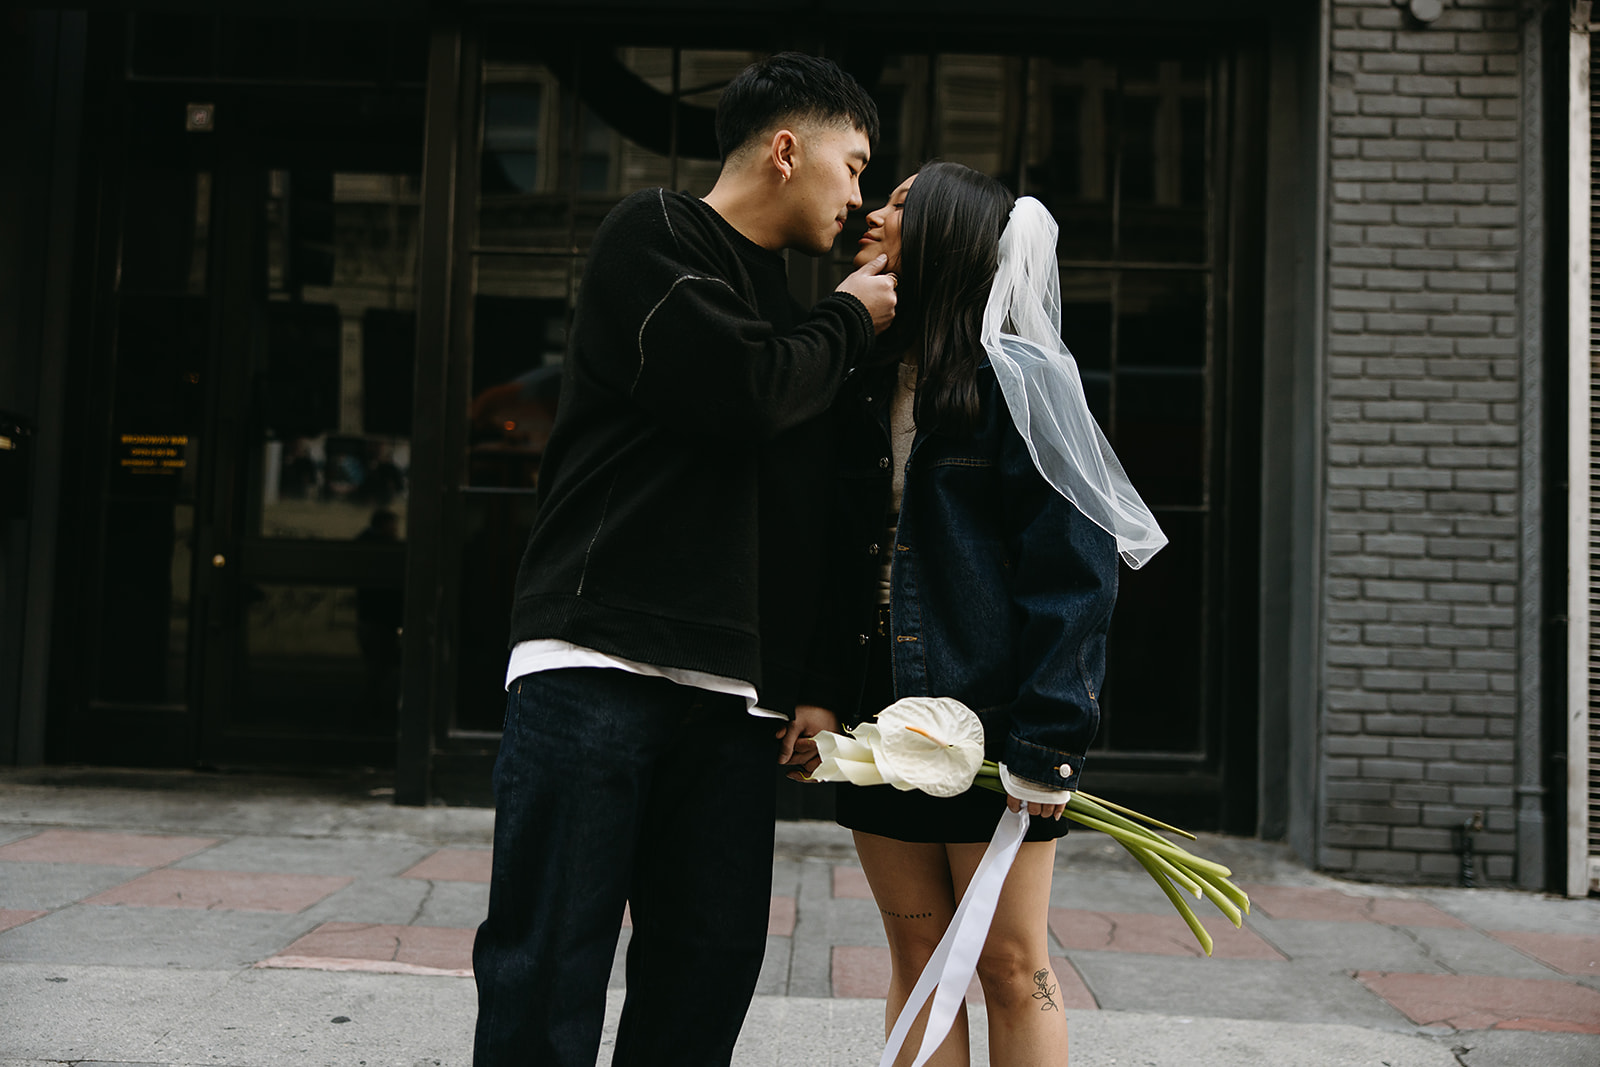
[806,696,1250,957]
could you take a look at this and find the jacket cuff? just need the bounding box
[998,763,1073,804]
[827,291,875,357]
[1001,732,1086,792]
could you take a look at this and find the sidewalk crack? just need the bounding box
[1393,920,1458,975]
[408,879,436,926]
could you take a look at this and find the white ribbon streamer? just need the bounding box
[878,807,1030,1067]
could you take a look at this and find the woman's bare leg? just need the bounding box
[947,839,1069,1067]
[853,830,970,1067]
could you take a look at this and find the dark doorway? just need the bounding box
[56,16,428,769]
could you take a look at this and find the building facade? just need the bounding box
[0,0,1591,894]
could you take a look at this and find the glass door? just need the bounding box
[194,86,425,767]
[71,67,427,769]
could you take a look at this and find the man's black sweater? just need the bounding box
[508,188,874,705]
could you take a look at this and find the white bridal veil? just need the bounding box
[980,196,1168,569]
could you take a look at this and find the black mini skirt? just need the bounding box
[832,628,1072,845]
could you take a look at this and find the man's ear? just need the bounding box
[768,128,799,182]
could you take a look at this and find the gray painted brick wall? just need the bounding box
[1322,0,1524,884]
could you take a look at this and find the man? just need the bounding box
[472,53,895,1066]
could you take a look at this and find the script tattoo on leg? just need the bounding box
[1032,968,1059,1011]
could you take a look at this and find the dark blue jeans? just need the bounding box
[472,667,778,1066]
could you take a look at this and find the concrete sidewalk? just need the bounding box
[0,768,1596,1066]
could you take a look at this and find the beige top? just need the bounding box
[877,360,919,606]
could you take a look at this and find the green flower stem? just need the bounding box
[1142,846,1207,900]
[1063,795,1182,852]
[971,768,1248,955]
[1191,865,1251,917]
[1147,851,1243,928]
[1192,872,1245,928]
[1059,809,1234,881]
[1130,847,1214,957]
[1075,790,1196,841]
[1068,796,1246,922]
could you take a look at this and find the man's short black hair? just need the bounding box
[716,52,880,162]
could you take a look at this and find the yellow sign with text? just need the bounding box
[118,433,189,474]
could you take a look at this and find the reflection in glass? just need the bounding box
[933,55,1019,177]
[476,48,759,250]
[1028,56,1210,264]
[1035,65,1114,261]
[257,170,419,541]
[243,581,402,733]
[483,85,545,194]
[1113,59,1209,263]
[261,434,411,539]
[455,493,541,733]
[468,256,576,489]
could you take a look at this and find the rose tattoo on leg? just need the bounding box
[1032,967,1059,1011]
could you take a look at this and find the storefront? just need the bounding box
[1,1,1583,891]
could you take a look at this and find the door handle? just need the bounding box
[212,553,226,568]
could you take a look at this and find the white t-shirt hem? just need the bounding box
[504,639,785,719]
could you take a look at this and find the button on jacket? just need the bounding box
[803,361,1120,789]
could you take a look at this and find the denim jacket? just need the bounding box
[802,361,1119,790]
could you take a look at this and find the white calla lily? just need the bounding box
[873,697,985,797]
[806,697,986,798]
[813,730,888,787]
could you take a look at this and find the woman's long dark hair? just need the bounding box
[895,161,1016,437]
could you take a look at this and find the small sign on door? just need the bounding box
[186,103,215,133]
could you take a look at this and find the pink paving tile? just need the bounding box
[768,894,796,937]
[619,896,796,936]
[832,945,984,1002]
[1047,957,1098,1011]
[834,866,873,899]
[0,829,217,868]
[829,946,1095,1009]
[1240,884,1465,928]
[1048,908,1285,960]
[85,869,352,913]
[258,922,475,978]
[399,848,492,883]
[1489,931,1600,977]
[0,909,46,933]
[1357,971,1600,1034]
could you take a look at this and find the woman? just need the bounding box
[794,162,1164,1066]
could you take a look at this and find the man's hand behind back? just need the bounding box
[776,704,841,778]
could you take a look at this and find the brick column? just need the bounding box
[1321,0,1526,883]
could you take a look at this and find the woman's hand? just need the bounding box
[1005,794,1067,820]
[777,704,841,779]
